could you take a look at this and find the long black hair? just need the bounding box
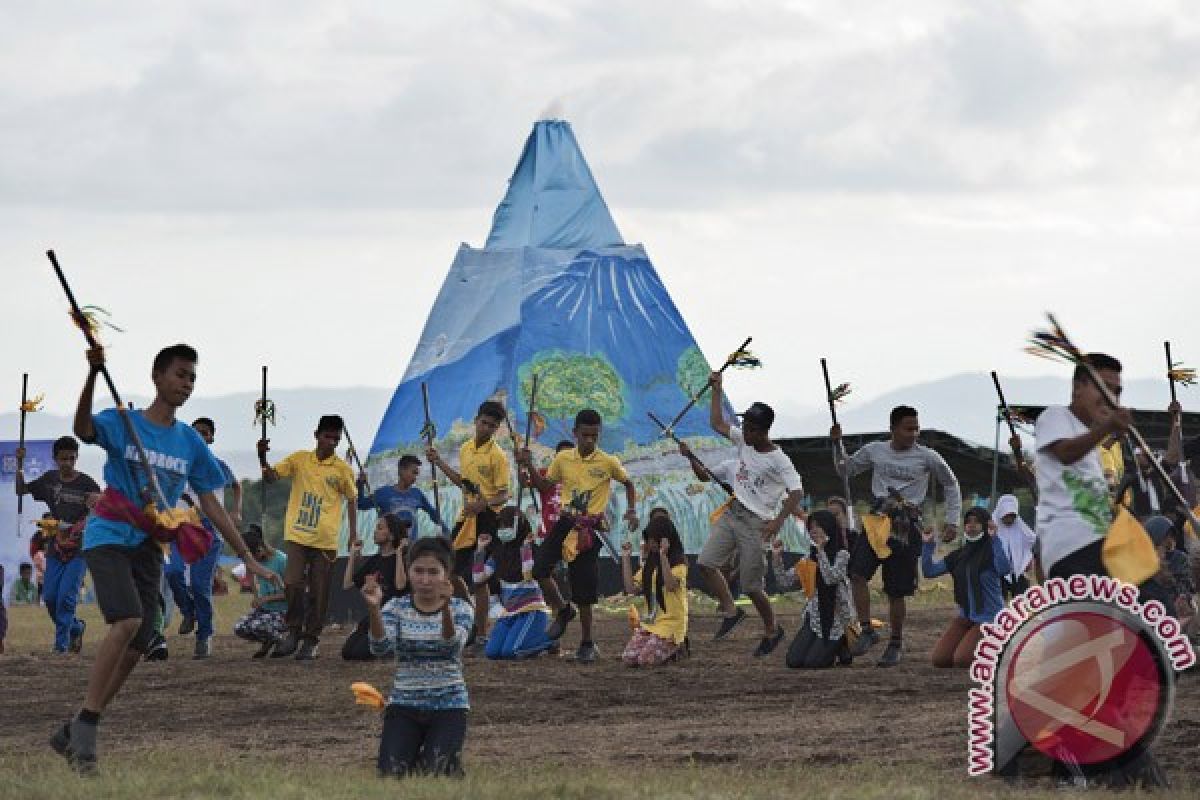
[379,513,410,550]
[490,506,534,582]
[642,514,686,610]
[808,509,847,639]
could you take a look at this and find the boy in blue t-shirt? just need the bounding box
[357,454,447,536]
[50,343,279,774]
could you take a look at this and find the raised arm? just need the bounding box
[342,542,361,590]
[1045,406,1130,467]
[919,530,947,579]
[425,447,464,489]
[620,540,638,595]
[74,348,105,444]
[709,372,731,439]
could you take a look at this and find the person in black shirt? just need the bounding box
[16,435,101,653]
[341,513,409,660]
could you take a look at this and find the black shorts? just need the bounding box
[849,525,921,599]
[83,537,163,653]
[451,508,500,583]
[1047,540,1106,580]
[533,516,600,606]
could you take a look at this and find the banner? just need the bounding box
[0,439,56,601]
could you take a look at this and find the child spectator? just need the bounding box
[12,562,40,605]
[365,536,473,777]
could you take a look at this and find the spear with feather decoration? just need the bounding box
[1027,313,1199,535]
[820,358,856,527]
[648,411,733,496]
[254,366,275,532]
[1165,341,1195,404]
[46,250,166,510]
[990,371,1029,470]
[16,373,44,516]
[660,337,759,438]
[420,382,442,522]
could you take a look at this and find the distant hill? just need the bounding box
[3,373,1186,479]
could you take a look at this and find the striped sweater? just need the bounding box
[369,596,474,710]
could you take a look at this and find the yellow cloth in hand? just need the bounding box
[627,605,641,632]
[453,515,478,550]
[351,682,386,710]
[793,559,817,598]
[709,497,734,525]
[562,529,579,563]
[144,505,201,530]
[862,513,892,560]
[1102,506,1159,586]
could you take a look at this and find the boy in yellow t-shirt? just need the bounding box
[519,409,638,664]
[258,414,359,660]
[426,400,510,645]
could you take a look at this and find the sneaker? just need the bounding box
[179,613,195,636]
[252,639,275,659]
[144,633,168,662]
[877,639,903,667]
[546,604,577,641]
[752,625,786,658]
[573,641,599,664]
[294,640,319,661]
[49,720,71,758]
[849,626,879,657]
[713,608,747,641]
[52,716,97,774]
[193,638,212,660]
[69,620,87,654]
[271,632,299,658]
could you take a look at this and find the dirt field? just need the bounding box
[2,599,1198,788]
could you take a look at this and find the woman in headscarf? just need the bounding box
[991,494,1037,600]
[921,506,1011,668]
[782,509,857,668]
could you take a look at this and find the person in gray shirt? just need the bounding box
[830,405,961,667]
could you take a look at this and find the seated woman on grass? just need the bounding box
[619,514,690,666]
[920,506,1011,669]
[777,509,857,668]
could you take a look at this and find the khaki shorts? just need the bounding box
[697,501,769,592]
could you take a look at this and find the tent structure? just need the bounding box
[362,119,791,553]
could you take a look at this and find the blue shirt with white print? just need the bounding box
[85,408,226,550]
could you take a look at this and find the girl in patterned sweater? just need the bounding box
[779,509,857,668]
[365,536,474,777]
[472,507,555,659]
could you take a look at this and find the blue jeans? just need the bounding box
[43,554,87,652]
[165,529,222,641]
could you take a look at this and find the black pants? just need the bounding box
[378,706,467,777]
[341,617,374,661]
[785,624,842,669]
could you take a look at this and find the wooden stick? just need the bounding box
[513,374,540,518]
[661,336,752,436]
[1166,341,1177,404]
[502,410,540,516]
[820,359,856,517]
[17,373,27,514]
[990,370,1027,469]
[260,365,268,532]
[420,382,441,520]
[343,424,371,496]
[648,411,732,496]
[46,250,166,510]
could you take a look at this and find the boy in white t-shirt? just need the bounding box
[1034,352,1131,578]
[696,372,804,658]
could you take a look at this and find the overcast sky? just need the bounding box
[3,0,1198,430]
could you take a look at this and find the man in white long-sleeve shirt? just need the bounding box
[830,405,961,667]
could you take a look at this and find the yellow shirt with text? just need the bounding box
[456,437,510,518]
[547,448,629,516]
[276,450,357,550]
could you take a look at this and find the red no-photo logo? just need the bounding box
[1005,610,1164,766]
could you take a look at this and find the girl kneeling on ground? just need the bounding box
[473,507,555,659]
[921,506,1011,668]
[342,513,409,661]
[620,514,689,666]
[781,509,857,668]
[364,536,473,777]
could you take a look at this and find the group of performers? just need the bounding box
[14,336,1198,784]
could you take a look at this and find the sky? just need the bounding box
[2,0,1199,430]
